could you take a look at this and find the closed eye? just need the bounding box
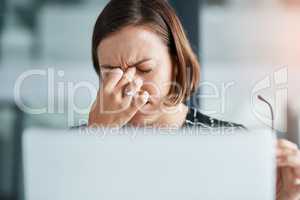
[102,66,152,74]
[137,68,153,74]
[136,63,155,74]
[100,58,156,74]
[102,66,121,70]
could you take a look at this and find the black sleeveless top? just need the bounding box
[183,107,245,129]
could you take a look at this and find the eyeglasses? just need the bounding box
[257,95,274,131]
[258,95,281,198]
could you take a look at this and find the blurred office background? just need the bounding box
[0,0,300,199]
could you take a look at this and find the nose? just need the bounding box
[123,67,136,82]
[124,66,135,73]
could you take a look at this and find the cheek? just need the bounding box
[141,67,173,101]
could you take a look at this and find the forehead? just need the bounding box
[97,26,169,65]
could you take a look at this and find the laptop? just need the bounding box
[22,127,276,200]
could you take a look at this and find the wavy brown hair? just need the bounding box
[92,0,200,106]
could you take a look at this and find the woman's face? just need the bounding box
[97,25,175,125]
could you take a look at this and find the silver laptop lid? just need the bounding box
[23,127,276,200]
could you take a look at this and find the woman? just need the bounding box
[88,0,300,199]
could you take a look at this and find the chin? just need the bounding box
[128,106,160,127]
[128,114,148,127]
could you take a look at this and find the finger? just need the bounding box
[135,90,150,107]
[292,164,300,183]
[128,91,149,112]
[277,139,298,150]
[277,152,300,170]
[90,100,97,112]
[116,67,136,90]
[101,68,124,93]
[121,91,149,122]
[92,90,105,114]
[123,78,144,98]
[283,167,300,187]
[121,78,144,108]
[277,147,298,157]
[283,167,296,188]
[294,184,300,193]
[276,169,283,196]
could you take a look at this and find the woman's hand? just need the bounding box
[276,139,300,200]
[88,67,149,128]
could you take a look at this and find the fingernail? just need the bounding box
[134,78,143,86]
[124,89,136,97]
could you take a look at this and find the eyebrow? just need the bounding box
[100,58,153,69]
